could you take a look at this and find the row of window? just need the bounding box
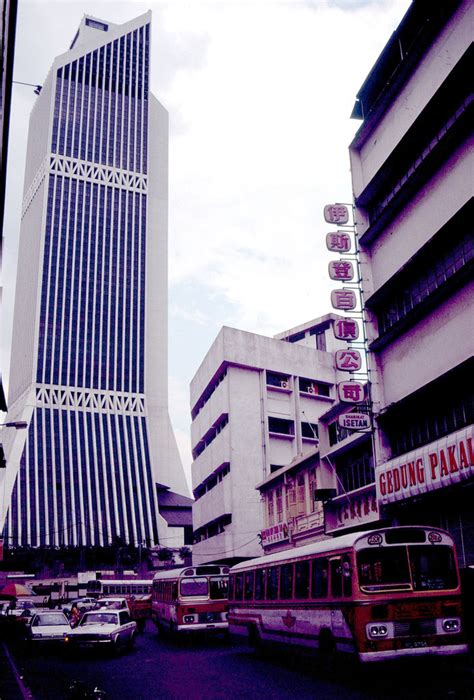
[193,514,232,543]
[230,555,352,602]
[374,228,473,340]
[193,415,229,460]
[52,26,149,172]
[268,417,319,440]
[37,175,146,393]
[267,468,320,526]
[193,462,231,501]
[7,407,158,548]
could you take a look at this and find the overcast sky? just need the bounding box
[2,0,411,491]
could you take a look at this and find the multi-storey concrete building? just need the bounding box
[190,315,348,565]
[2,13,188,547]
[349,0,473,566]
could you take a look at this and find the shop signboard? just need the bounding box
[375,425,474,506]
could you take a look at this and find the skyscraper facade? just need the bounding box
[3,13,188,547]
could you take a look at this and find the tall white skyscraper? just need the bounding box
[3,13,188,547]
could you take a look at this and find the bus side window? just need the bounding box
[295,561,310,599]
[280,564,294,599]
[235,574,244,600]
[343,556,352,597]
[311,558,328,598]
[228,574,234,600]
[267,567,279,600]
[244,571,254,600]
[255,569,265,600]
[330,558,343,598]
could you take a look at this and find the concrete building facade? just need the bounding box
[2,13,188,547]
[190,316,347,565]
[349,0,473,566]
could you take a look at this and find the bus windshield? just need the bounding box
[357,545,458,592]
[209,576,228,600]
[180,577,208,597]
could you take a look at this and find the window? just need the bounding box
[266,567,279,600]
[268,417,294,436]
[210,577,228,600]
[255,569,265,601]
[267,491,275,526]
[295,561,310,599]
[85,18,109,31]
[302,422,319,440]
[180,577,208,597]
[280,564,294,599]
[311,558,328,598]
[235,574,244,600]
[267,372,290,390]
[276,487,283,522]
[244,571,254,600]
[330,558,343,598]
[296,475,306,516]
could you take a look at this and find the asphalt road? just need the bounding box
[8,622,474,700]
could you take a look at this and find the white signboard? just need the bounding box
[376,425,474,506]
[338,381,365,403]
[333,318,359,341]
[323,204,349,224]
[328,260,354,281]
[326,231,352,253]
[338,413,371,431]
[260,522,289,546]
[330,289,357,311]
[335,349,362,372]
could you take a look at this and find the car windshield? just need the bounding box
[357,545,458,592]
[35,614,68,626]
[17,601,36,609]
[81,612,117,625]
[180,577,208,597]
[99,600,124,609]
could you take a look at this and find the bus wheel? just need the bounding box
[318,629,336,672]
[248,625,262,654]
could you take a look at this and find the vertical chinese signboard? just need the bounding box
[325,203,369,425]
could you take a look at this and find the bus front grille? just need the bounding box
[393,619,437,637]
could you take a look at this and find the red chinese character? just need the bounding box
[329,260,354,281]
[326,232,351,252]
[335,350,362,371]
[324,205,349,224]
[331,289,357,311]
[339,382,364,403]
[333,318,359,340]
[363,497,370,516]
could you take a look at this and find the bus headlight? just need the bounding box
[184,615,196,624]
[442,618,460,633]
[367,624,388,639]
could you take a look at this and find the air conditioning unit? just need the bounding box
[280,380,289,389]
[307,385,317,395]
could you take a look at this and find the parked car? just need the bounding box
[64,609,137,653]
[63,597,98,615]
[26,611,71,647]
[96,597,130,612]
[5,599,38,618]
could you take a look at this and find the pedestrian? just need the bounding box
[70,602,81,627]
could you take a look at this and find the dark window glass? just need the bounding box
[255,569,265,601]
[266,567,279,600]
[280,564,294,599]
[311,558,328,598]
[295,561,310,599]
[235,574,243,601]
[244,571,254,601]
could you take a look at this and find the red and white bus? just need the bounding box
[151,565,229,634]
[228,526,468,662]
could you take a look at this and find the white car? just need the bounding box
[65,609,137,653]
[62,597,98,615]
[27,611,71,645]
[96,597,130,613]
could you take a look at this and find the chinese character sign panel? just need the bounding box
[338,381,365,403]
[328,259,354,281]
[333,318,359,340]
[323,204,349,224]
[335,349,362,372]
[326,231,352,252]
[331,289,357,311]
